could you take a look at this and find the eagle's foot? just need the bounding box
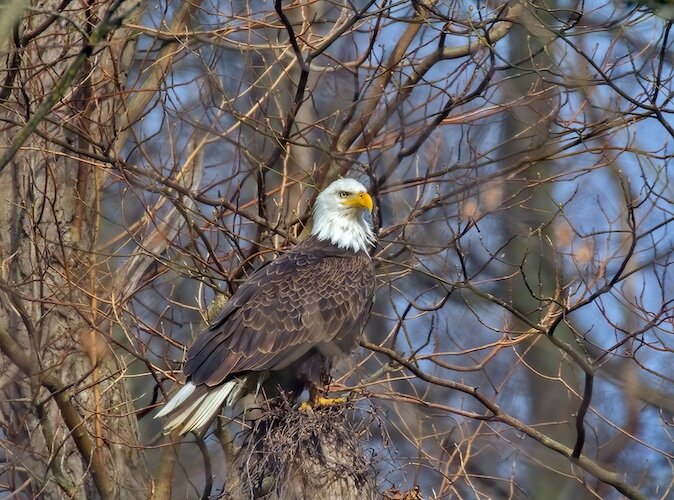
[298,401,314,414]
[315,395,346,407]
[298,395,346,413]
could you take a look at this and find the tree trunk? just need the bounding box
[0,2,147,497]
[498,3,579,498]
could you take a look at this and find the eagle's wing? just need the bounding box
[184,237,375,387]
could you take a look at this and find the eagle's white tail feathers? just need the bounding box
[155,379,241,435]
[163,391,210,435]
[155,381,196,418]
[182,382,234,432]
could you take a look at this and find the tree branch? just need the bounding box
[0,0,128,172]
[360,340,646,500]
[0,326,115,499]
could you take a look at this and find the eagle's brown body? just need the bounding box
[186,235,375,396]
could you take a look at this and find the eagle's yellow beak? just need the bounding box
[343,192,373,213]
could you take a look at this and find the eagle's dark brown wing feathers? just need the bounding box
[184,237,375,388]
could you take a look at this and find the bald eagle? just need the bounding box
[155,178,376,435]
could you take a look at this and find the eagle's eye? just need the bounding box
[338,191,349,198]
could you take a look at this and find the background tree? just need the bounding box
[0,0,672,499]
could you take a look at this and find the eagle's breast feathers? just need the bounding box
[184,236,375,387]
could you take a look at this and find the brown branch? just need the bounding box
[150,434,180,500]
[0,326,115,499]
[0,0,128,172]
[335,1,521,163]
[112,0,204,154]
[116,159,294,242]
[335,11,424,156]
[360,340,646,500]
[112,132,207,303]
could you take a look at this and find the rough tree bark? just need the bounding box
[0,1,147,498]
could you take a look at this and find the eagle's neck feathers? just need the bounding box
[311,209,375,252]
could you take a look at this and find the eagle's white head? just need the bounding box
[312,178,376,253]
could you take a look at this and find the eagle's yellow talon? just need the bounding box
[298,395,346,413]
[298,401,314,414]
[315,396,346,406]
